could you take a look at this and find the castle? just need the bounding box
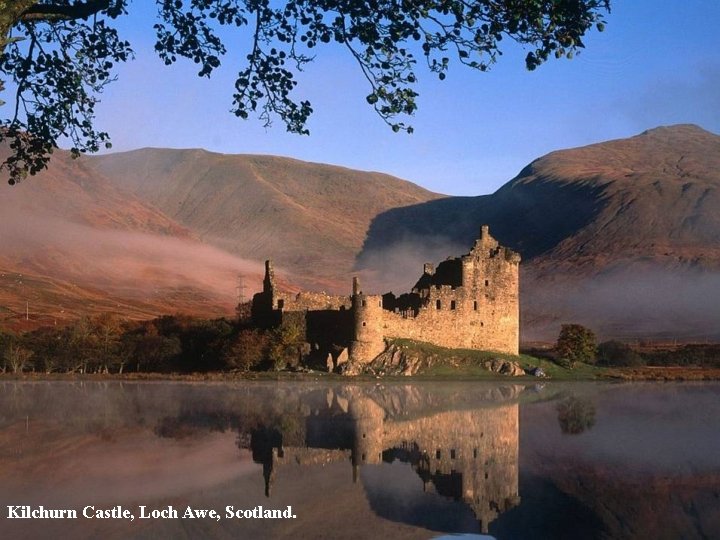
[252,225,520,367]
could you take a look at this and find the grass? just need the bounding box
[386,338,608,380]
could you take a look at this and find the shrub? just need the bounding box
[596,340,644,367]
[555,324,597,368]
[223,329,269,371]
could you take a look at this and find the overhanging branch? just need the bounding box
[20,0,111,22]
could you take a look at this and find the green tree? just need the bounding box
[555,323,596,368]
[1,1,610,183]
[268,319,304,371]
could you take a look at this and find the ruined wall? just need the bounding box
[273,291,351,312]
[252,225,519,366]
[353,225,520,360]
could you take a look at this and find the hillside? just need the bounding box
[87,149,442,291]
[3,126,718,340]
[357,125,720,340]
[0,149,264,329]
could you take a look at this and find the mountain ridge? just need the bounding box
[357,124,720,339]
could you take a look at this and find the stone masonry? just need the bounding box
[251,225,520,365]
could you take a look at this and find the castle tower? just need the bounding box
[349,277,385,364]
[263,260,275,295]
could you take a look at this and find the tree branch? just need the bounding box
[20,0,111,22]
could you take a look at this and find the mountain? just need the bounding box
[0,147,439,329]
[0,149,265,329]
[87,149,442,291]
[357,125,720,340]
[3,125,718,340]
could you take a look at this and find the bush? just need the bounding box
[596,340,644,367]
[555,324,596,368]
[223,329,269,371]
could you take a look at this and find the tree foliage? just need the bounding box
[596,339,643,367]
[555,323,596,367]
[1,0,610,183]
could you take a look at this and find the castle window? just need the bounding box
[436,449,441,459]
[362,322,366,327]
[473,448,478,459]
[361,299,366,307]
[473,300,478,310]
[481,321,484,327]
[277,299,284,309]
[450,301,456,310]
[362,454,366,461]
[485,279,489,286]
[450,449,456,459]
[436,300,441,310]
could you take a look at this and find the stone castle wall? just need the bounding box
[252,226,520,365]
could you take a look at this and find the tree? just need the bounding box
[555,323,596,367]
[223,328,269,371]
[4,342,34,373]
[596,339,643,367]
[1,1,610,184]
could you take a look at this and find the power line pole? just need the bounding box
[236,275,246,304]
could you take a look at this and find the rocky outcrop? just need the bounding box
[341,343,528,377]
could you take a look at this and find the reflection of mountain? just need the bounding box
[248,389,520,534]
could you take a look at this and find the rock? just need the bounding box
[336,348,349,367]
[499,361,525,376]
[526,366,546,377]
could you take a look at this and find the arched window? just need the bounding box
[436,300,441,310]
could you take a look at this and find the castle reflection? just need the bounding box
[247,386,522,534]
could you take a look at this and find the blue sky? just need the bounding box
[93,1,720,195]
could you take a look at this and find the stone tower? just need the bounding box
[349,277,385,364]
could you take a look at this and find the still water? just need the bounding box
[0,381,718,539]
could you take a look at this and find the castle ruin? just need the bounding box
[252,225,520,366]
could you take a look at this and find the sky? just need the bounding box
[89,1,720,196]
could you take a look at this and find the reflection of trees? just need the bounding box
[556,396,596,435]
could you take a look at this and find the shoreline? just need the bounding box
[3,366,720,382]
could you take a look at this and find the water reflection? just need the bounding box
[1,381,719,539]
[243,390,521,533]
